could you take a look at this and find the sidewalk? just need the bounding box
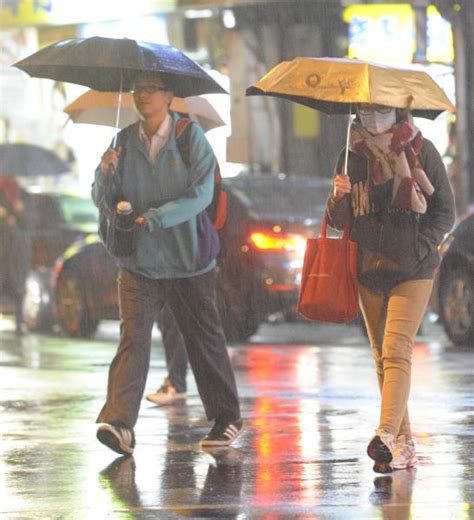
[0,320,472,518]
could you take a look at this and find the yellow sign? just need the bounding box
[426,6,454,63]
[343,4,453,64]
[0,0,176,27]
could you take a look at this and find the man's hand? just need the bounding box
[100,146,121,176]
[135,216,149,230]
[332,174,352,201]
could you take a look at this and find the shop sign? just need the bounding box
[0,0,176,27]
[343,4,453,64]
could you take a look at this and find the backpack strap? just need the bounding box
[175,117,222,186]
[174,117,227,230]
[175,117,193,168]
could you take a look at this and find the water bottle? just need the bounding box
[113,200,136,256]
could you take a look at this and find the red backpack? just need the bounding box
[175,118,227,230]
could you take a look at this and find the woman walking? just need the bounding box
[326,104,455,473]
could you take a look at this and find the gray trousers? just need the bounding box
[156,305,188,393]
[97,268,240,429]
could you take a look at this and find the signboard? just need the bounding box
[0,0,176,27]
[343,4,453,64]
[179,0,275,5]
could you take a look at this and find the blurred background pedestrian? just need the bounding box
[0,176,31,336]
[146,305,189,406]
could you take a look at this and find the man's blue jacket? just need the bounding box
[92,112,219,279]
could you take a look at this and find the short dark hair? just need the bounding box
[133,72,172,91]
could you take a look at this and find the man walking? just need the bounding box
[92,72,242,456]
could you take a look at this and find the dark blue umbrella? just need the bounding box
[0,143,70,177]
[13,36,227,97]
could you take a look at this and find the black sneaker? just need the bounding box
[201,419,244,447]
[97,422,135,456]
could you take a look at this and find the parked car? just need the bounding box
[52,174,332,341]
[16,191,98,331]
[434,213,474,346]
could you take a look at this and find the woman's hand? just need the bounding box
[332,174,352,201]
[100,147,121,176]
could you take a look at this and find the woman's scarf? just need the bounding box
[349,114,434,214]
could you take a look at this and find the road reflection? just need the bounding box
[0,320,472,517]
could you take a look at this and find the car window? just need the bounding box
[58,195,98,232]
[226,176,332,219]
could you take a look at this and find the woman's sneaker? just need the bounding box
[97,422,135,456]
[146,379,187,406]
[392,435,418,470]
[201,419,244,447]
[367,430,395,473]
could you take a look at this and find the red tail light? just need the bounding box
[248,231,306,254]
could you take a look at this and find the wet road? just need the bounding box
[0,318,472,519]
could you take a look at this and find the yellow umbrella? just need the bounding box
[246,57,455,120]
[64,90,226,132]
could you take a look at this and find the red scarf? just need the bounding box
[349,115,434,213]
[0,177,21,209]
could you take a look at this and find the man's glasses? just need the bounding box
[357,104,394,115]
[130,85,168,95]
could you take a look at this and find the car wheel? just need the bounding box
[217,272,260,342]
[56,268,98,338]
[439,265,474,346]
[23,270,55,333]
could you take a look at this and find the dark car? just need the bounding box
[434,213,474,346]
[16,191,98,331]
[52,174,332,341]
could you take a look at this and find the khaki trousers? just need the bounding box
[358,279,433,438]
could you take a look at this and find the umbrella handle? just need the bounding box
[343,104,352,176]
[112,73,124,149]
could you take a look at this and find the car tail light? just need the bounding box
[248,231,307,255]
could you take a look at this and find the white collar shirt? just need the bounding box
[138,112,172,164]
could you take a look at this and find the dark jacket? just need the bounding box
[326,138,456,291]
[0,188,31,297]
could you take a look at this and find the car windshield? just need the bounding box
[227,175,332,220]
[58,194,98,232]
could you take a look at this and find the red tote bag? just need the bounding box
[297,216,359,323]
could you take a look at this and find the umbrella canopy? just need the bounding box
[64,90,226,132]
[0,143,70,177]
[246,57,455,120]
[13,36,227,97]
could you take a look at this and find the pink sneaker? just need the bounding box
[392,435,418,470]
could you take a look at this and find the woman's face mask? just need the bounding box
[358,106,396,134]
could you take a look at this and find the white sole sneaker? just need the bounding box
[392,455,418,470]
[97,423,135,456]
[201,420,244,447]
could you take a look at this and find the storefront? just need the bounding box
[0,0,177,191]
